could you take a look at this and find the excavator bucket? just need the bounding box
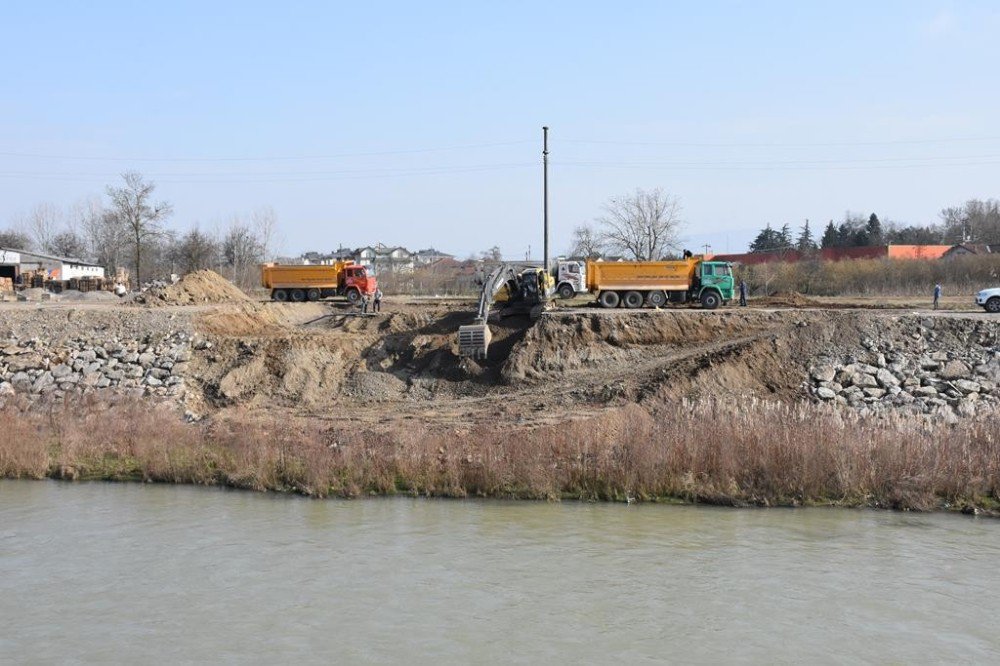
[457,323,492,359]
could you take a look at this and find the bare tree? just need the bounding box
[222,221,264,290]
[594,188,683,260]
[941,199,1000,244]
[568,224,603,258]
[479,245,502,262]
[0,228,32,250]
[249,205,280,263]
[172,227,220,274]
[47,231,87,258]
[83,208,129,281]
[26,203,62,253]
[105,172,172,287]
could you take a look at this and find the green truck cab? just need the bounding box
[695,261,735,308]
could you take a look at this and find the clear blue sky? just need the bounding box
[2,0,999,258]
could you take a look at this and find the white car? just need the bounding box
[976,288,1000,312]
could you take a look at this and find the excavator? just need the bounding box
[457,264,554,358]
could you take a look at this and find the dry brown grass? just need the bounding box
[742,254,1000,298]
[2,396,999,512]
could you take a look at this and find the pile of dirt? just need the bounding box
[756,291,822,308]
[137,270,250,306]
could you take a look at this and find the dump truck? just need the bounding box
[586,257,734,309]
[261,262,377,303]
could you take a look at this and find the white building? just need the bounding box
[0,248,105,282]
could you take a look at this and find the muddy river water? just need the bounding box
[2,481,998,663]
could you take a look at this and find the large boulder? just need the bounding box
[939,360,971,380]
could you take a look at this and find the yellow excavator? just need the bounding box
[457,264,554,358]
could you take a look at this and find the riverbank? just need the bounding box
[2,396,997,514]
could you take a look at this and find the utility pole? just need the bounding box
[543,126,549,273]
[702,243,712,255]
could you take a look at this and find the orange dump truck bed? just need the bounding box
[261,262,351,289]
[586,259,699,292]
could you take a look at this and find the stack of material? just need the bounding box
[0,277,12,292]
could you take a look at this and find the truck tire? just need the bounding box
[701,290,721,310]
[647,290,667,308]
[558,283,576,300]
[272,289,288,302]
[623,290,644,309]
[346,288,361,305]
[598,290,620,309]
[306,288,320,302]
[291,289,306,302]
[987,297,1000,313]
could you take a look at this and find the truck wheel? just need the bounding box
[558,283,575,300]
[306,288,320,302]
[701,291,721,309]
[623,291,644,309]
[987,297,1000,313]
[598,291,620,309]
[647,290,667,308]
[291,289,306,302]
[272,289,288,302]
[346,288,361,305]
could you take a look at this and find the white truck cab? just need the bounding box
[554,260,587,299]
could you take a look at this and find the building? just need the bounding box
[941,243,1000,258]
[711,245,953,265]
[0,247,106,282]
[413,248,454,265]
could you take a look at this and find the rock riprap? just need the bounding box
[808,328,1000,421]
[0,332,193,399]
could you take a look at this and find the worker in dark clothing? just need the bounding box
[739,279,748,307]
[933,283,942,310]
[360,293,370,314]
[373,288,383,313]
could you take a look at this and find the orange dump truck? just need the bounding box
[585,257,734,309]
[261,261,377,303]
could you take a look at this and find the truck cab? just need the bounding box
[694,261,734,307]
[554,260,587,299]
[341,265,377,304]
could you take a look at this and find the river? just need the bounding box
[1,481,998,663]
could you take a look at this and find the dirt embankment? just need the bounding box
[3,292,1000,426]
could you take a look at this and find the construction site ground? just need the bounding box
[2,279,998,430]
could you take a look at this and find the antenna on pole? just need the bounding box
[543,126,549,274]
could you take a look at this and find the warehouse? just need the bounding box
[0,247,106,285]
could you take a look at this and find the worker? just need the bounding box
[933,283,942,310]
[360,293,370,315]
[739,279,748,307]
[373,287,383,313]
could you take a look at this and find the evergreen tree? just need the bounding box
[778,224,792,249]
[821,221,837,248]
[796,220,817,252]
[865,213,883,245]
[749,223,781,253]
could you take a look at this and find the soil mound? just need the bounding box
[757,291,821,308]
[139,270,250,306]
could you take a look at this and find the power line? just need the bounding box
[0,162,537,183]
[562,136,1000,148]
[0,140,535,163]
